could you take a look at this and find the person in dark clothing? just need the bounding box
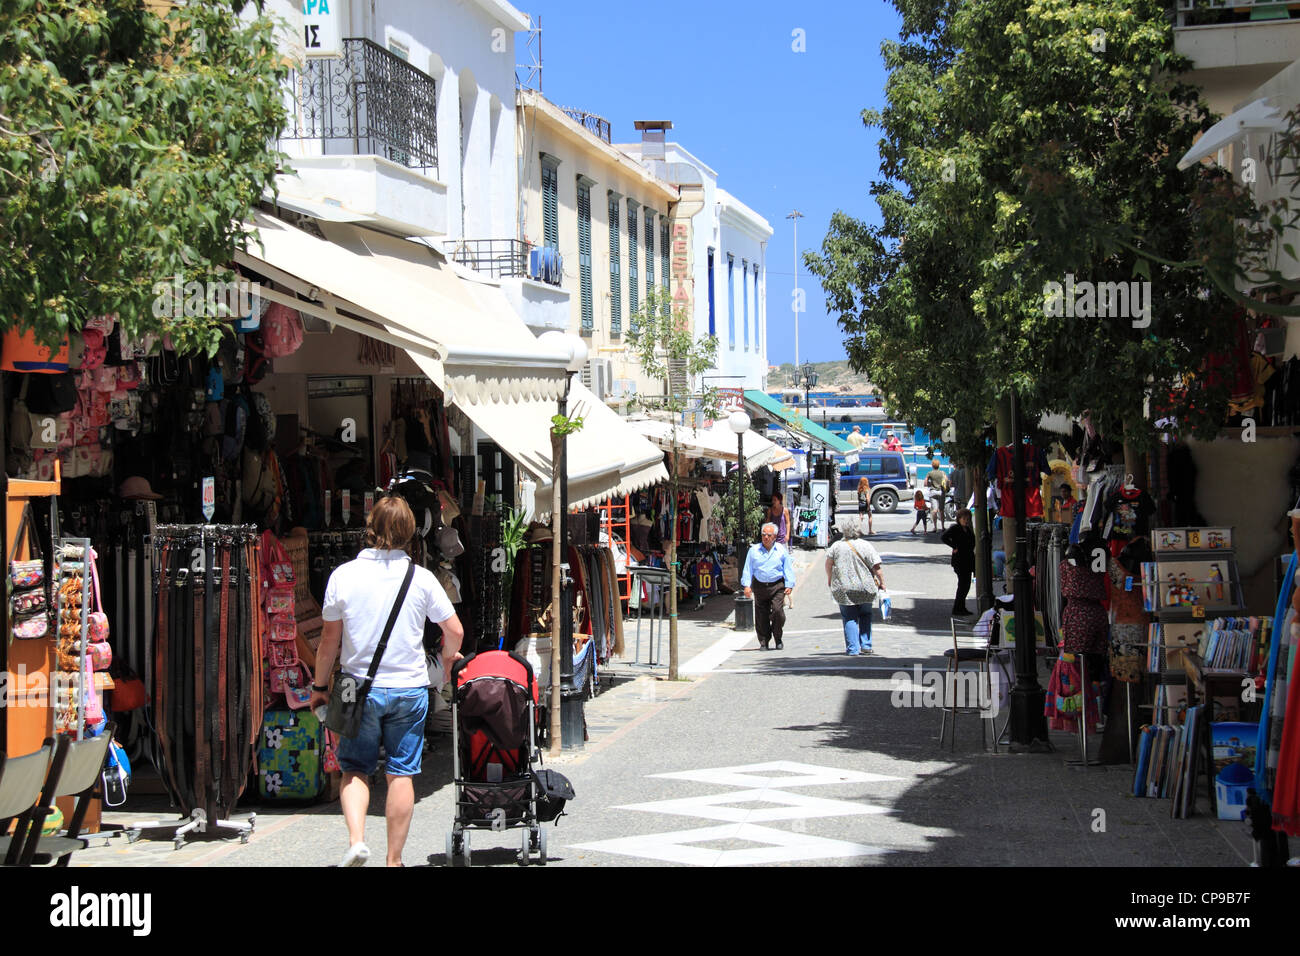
[941,508,976,616]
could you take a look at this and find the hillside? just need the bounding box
[766,360,874,392]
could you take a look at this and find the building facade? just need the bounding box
[516,90,678,401]
[618,137,773,392]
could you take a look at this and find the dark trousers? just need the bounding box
[752,578,787,645]
[953,566,972,611]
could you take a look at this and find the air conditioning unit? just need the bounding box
[583,358,613,400]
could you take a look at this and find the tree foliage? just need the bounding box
[807,0,1246,460]
[0,0,290,353]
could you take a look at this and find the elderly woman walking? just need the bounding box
[825,518,886,655]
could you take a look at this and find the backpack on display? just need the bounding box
[252,304,304,358]
[257,708,325,801]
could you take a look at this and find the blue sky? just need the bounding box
[519,0,900,367]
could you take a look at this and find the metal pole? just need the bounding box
[1008,390,1049,746]
[559,376,583,750]
[735,430,752,631]
[788,209,804,370]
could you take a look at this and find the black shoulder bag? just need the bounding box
[326,560,415,739]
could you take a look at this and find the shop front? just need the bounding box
[0,206,667,844]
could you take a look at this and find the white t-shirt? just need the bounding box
[322,549,455,689]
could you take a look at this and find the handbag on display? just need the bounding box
[326,561,414,739]
[8,502,52,641]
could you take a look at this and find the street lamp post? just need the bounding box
[729,411,753,631]
[787,210,804,370]
[539,331,588,750]
[800,361,817,495]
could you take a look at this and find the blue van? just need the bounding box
[838,451,913,513]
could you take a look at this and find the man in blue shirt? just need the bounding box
[743,522,796,650]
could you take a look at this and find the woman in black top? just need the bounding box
[941,508,976,616]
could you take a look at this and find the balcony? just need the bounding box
[450,240,570,332]
[276,38,447,236]
[451,239,564,287]
[1176,1,1298,28]
[559,106,612,144]
[1174,2,1300,88]
[281,38,438,173]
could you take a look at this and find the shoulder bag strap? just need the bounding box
[358,559,416,697]
[7,502,36,565]
[847,541,878,586]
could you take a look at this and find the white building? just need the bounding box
[618,131,774,391]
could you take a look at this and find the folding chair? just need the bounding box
[0,739,57,866]
[19,725,114,867]
[938,618,996,751]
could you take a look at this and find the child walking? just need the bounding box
[910,489,929,535]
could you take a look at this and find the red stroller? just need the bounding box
[446,650,552,866]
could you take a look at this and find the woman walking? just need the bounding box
[309,495,465,867]
[765,491,790,546]
[856,476,874,535]
[940,508,976,616]
[826,518,886,655]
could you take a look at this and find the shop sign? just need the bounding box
[201,477,215,521]
[717,388,744,413]
[302,0,344,57]
[671,221,692,332]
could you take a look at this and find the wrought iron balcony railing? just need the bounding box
[281,37,438,173]
[451,239,564,286]
[559,106,611,144]
[1176,0,1298,28]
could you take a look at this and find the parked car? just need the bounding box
[837,451,913,513]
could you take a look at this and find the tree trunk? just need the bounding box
[549,430,563,756]
[995,394,1015,572]
[668,445,679,681]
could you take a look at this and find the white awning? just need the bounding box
[236,212,570,404]
[459,378,669,511]
[627,418,790,472]
[1177,98,1285,170]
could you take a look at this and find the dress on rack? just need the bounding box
[1059,559,1109,654]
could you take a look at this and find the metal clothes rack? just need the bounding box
[127,524,259,850]
[53,538,91,742]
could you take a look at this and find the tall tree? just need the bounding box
[807,0,1242,459]
[0,0,290,352]
[626,288,719,681]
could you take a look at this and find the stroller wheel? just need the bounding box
[461,832,472,867]
[537,825,548,865]
[445,831,455,867]
[518,828,530,866]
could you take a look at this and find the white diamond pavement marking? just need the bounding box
[650,760,901,789]
[571,823,888,866]
[614,787,891,822]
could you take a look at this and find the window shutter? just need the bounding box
[608,194,621,337]
[541,161,559,250]
[578,180,593,331]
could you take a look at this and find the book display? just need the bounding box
[1130,528,1265,817]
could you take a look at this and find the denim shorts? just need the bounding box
[336,685,429,777]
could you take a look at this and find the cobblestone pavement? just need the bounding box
[65,514,1253,867]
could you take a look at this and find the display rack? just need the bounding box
[3,463,61,756]
[53,537,91,741]
[597,496,632,604]
[1136,528,1251,817]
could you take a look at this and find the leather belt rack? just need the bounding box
[124,524,259,850]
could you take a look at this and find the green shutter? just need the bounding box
[627,201,639,323]
[660,219,669,318]
[644,210,655,314]
[608,194,621,336]
[541,160,558,250]
[578,180,593,331]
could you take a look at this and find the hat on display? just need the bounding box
[119,476,162,500]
